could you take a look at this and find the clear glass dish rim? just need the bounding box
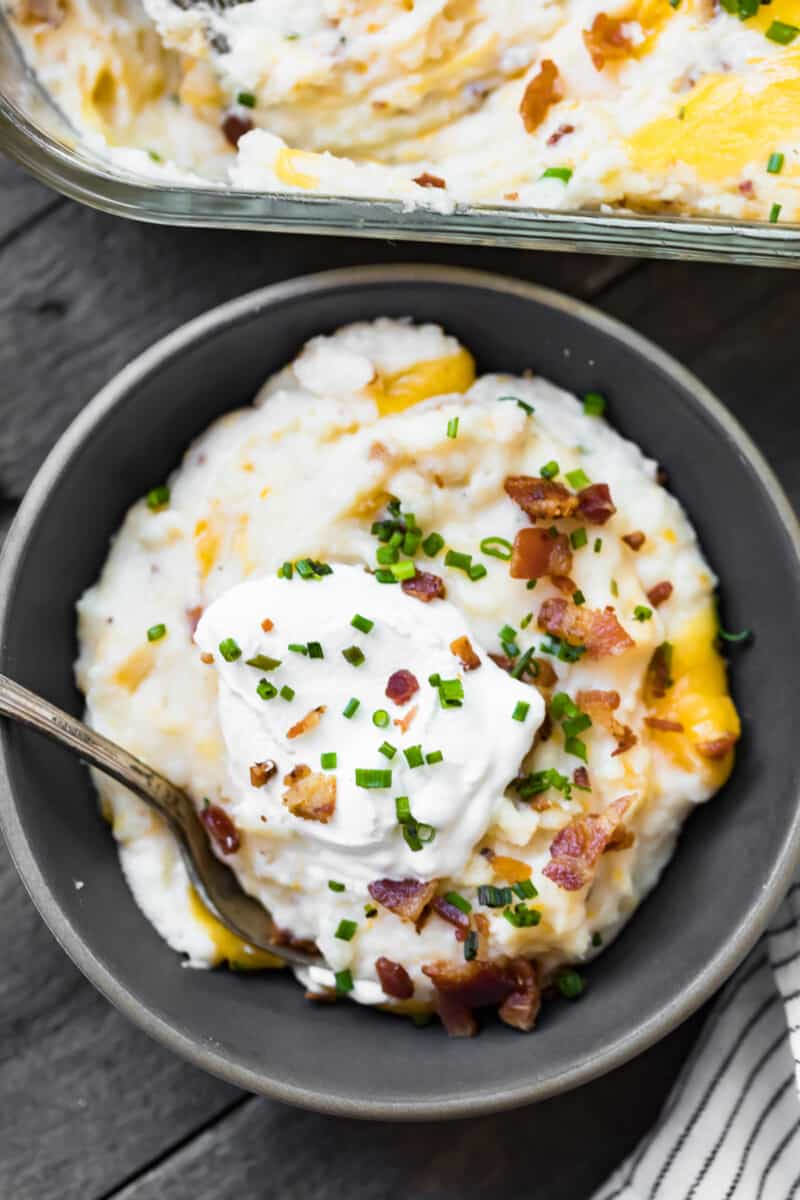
[3,16,800,267]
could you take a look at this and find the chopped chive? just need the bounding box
[477,885,513,907]
[520,612,533,630]
[256,678,277,701]
[512,878,537,900]
[565,736,588,761]
[540,166,572,183]
[501,639,520,658]
[288,642,308,655]
[557,969,586,1000]
[563,712,592,737]
[573,589,586,606]
[355,768,392,789]
[294,558,316,579]
[425,749,444,765]
[147,623,167,642]
[464,930,479,961]
[342,645,365,667]
[592,931,603,947]
[499,623,518,642]
[718,626,753,644]
[320,752,337,770]
[146,484,170,510]
[237,90,256,107]
[328,880,345,892]
[526,579,538,590]
[610,579,619,598]
[480,536,513,560]
[540,460,559,480]
[395,796,412,823]
[307,641,324,658]
[378,740,397,759]
[218,637,241,662]
[502,903,542,928]
[416,822,436,844]
[634,605,653,622]
[245,654,281,671]
[468,563,488,581]
[512,700,530,722]
[422,532,444,557]
[566,468,591,490]
[278,561,294,579]
[376,544,399,565]
[403,531,421,555]
[389,560,416,581]
[497,395,534,415]
[510,646,536,680]
[767,151,784,175]
[372,709,390,728]
[279,685,295,701]
[365,904,378,918]
[374,569,398,583]
[371,520,391,541]
[334,968,354,994]
[766,18,799,43]
[351,613,374,634]
[342,696,360,718]
[428,673,441,687]
[446,416,459,439]
[593,537,603,553]
[570,527,588,550]
[388,530,404,548]
[402,824,422,852]
[445,891,472,914]
[583,392,606,417]
[444,549,472,572]
[438,678,464,707]
[335,919,357,942]
[551,692,580,720]
[770,202,782,223]
[403,744,424,768]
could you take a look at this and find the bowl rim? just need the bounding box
[1,263,799,1120]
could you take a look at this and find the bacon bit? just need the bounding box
[647,580,674,607]
[505,475,579,522]
[547,122,575,146]
[414,172,446,189]
[305,989,337,1004]
[261,618,274,632]
[274,926,319,956]
[472,912,491,961]
[577,483,617,525]
[539,597,635,658]
[656,467,669,486]
[200,652,214,665]
[606,827,635,852]
[583,13,633,71]
[510,528,573,580]
[738,180,754,196]
[573,765,591,790]
[543,795,634,891]
[645,716,684,732]
[222,112,253,147]
[492,856,532,883]
[450,635,482,671]
[282,765,337,823]
[401,570,446,603]
[551,573,578,595]
[504,191,520,201]
[393,704,418,734]
[422,957,541,1037]
[16,0,64,25]
[489,652,514,671]
[249,760,277,788]
[646,643,673,699]
[386,669,420,705]
[576,688,638,756]
[533,657,559,688]
[287,705,326,740]
[187,606,204,636]
[622,531,646,551]
[201,804,240,855]
[368,878,438,924]
[519,59,563,135]
[697,733,738,759]
[375,957,415,1000]
[432,895,470,933]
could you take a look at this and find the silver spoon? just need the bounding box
[0,672,319,968]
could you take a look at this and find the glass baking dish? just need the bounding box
[3,11,800,267]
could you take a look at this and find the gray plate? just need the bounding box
[1,266,799,1120]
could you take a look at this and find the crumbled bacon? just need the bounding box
[489,652,514,671]
[472,913,491,961]
[413,172,446,189]
[538,597,635,658]
[577,482,617,525]
[583,13,633,71]
[249,760,277,788]
[201,803,240,855]
[647,580,674,607]
[543,794,634,891]
[386,669,420,705]
[532,657,559,688]
[606,827,635,852]
[510,528,572,580]
[519,59,563,134]
[222,112,253,147]
[644,716,684,732]
[576,688,638,756]
[646,643,674,699]
[261,618,274,632]
[738,180,754,196]
[282,765,336,823]
[187,606,204,636]
[287,705,326,740]
[450,635,482,671]
[505,475,579,521]
[402,570,446,603]
[368,878,438,923]
[375,957,415,1000]
[200,652,214,665]
[274,926,319,956]
[552,573,578,595]
[393,704,418,734]
[573,765,591,790]
[422,957,541,1037]
[622,531,646,551]
[432,895,471,933]
[697,733,738,759]
[16,0,64,25]
[547,122,575,146]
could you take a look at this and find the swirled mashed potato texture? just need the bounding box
[75,318,740,1033]
[9,0,800,220]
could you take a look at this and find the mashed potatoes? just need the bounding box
[9,0,800,220]
[75,318,740,1034]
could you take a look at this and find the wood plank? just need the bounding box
[0,157,61,242]
[0,184,636,502]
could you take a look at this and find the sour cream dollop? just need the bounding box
[195,564,543,884]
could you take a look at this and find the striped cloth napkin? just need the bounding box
[593,881,800,1200]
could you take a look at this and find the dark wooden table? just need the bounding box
[2,155,798,1200]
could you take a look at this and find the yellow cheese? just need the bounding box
[370,348,476,417]
[188,886,284,970]
[274,148,320,190]
[113,644,156,692]
[194,515,222,579]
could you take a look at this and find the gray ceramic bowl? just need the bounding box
[1,266,799,1120]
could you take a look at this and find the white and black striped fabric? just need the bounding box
[593,881,800,1200]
